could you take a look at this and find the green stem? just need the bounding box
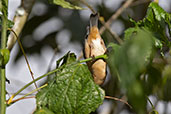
[9,84,48,104]
[79,54,108,63]
[0,69,6,114]
[147,96,155,109]
[13,68,59,98]
[1,0,8,113]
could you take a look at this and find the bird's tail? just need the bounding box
[90,13,99,28]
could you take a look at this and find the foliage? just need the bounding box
[107,2,171,114]
[35,52,105,114]
[1,0,171,114]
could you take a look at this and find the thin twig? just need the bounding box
[105,96,132,109]
[99,18,123,44]
[7,84,47,104]
[79,0,96,13]
[8,93,36,96]
[8,28,39,90]
[10,67,60,101]
[147,96,155,109]
[7,0,36,50]
[8,96,35,104]
[100,0,135,34]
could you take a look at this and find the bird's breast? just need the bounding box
[91,38,106,56]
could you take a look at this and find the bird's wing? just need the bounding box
[84,39,91,58]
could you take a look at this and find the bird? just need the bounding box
[84,13,107,85]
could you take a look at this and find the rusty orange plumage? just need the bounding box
[84,13,107,85]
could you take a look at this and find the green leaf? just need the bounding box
[35,53,105,114]
[48,0,83,10]
[124,27,139,41]
[116,28,154,87]
[129,2,171,46]
[107,43,121,81]
[108,28,154,113]
[144,2,171,45]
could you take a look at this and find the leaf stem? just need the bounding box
[147,96,155,109]
[0,0,8,113]
[8,84,47,104]
[79,0,96,14]
[0,69,6,114]
[8,68,59,101]
[79,54,108,63]
[105,96,132,109]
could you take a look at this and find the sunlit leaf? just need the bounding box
[35,53,105,114]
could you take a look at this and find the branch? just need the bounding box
[99,17,123,44]
[99,0,135,34]
[7,84,47,104]
[8,67,60,101]
[8,28,39,90]
[7,0,36,50]
[79,0,96,14]
[105,96,132,109]
[8,96,35,105]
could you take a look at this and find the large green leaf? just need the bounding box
[116,28,154,87]
[108,28,154,114]
[48,0,83,10]
[35,53,105,114]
